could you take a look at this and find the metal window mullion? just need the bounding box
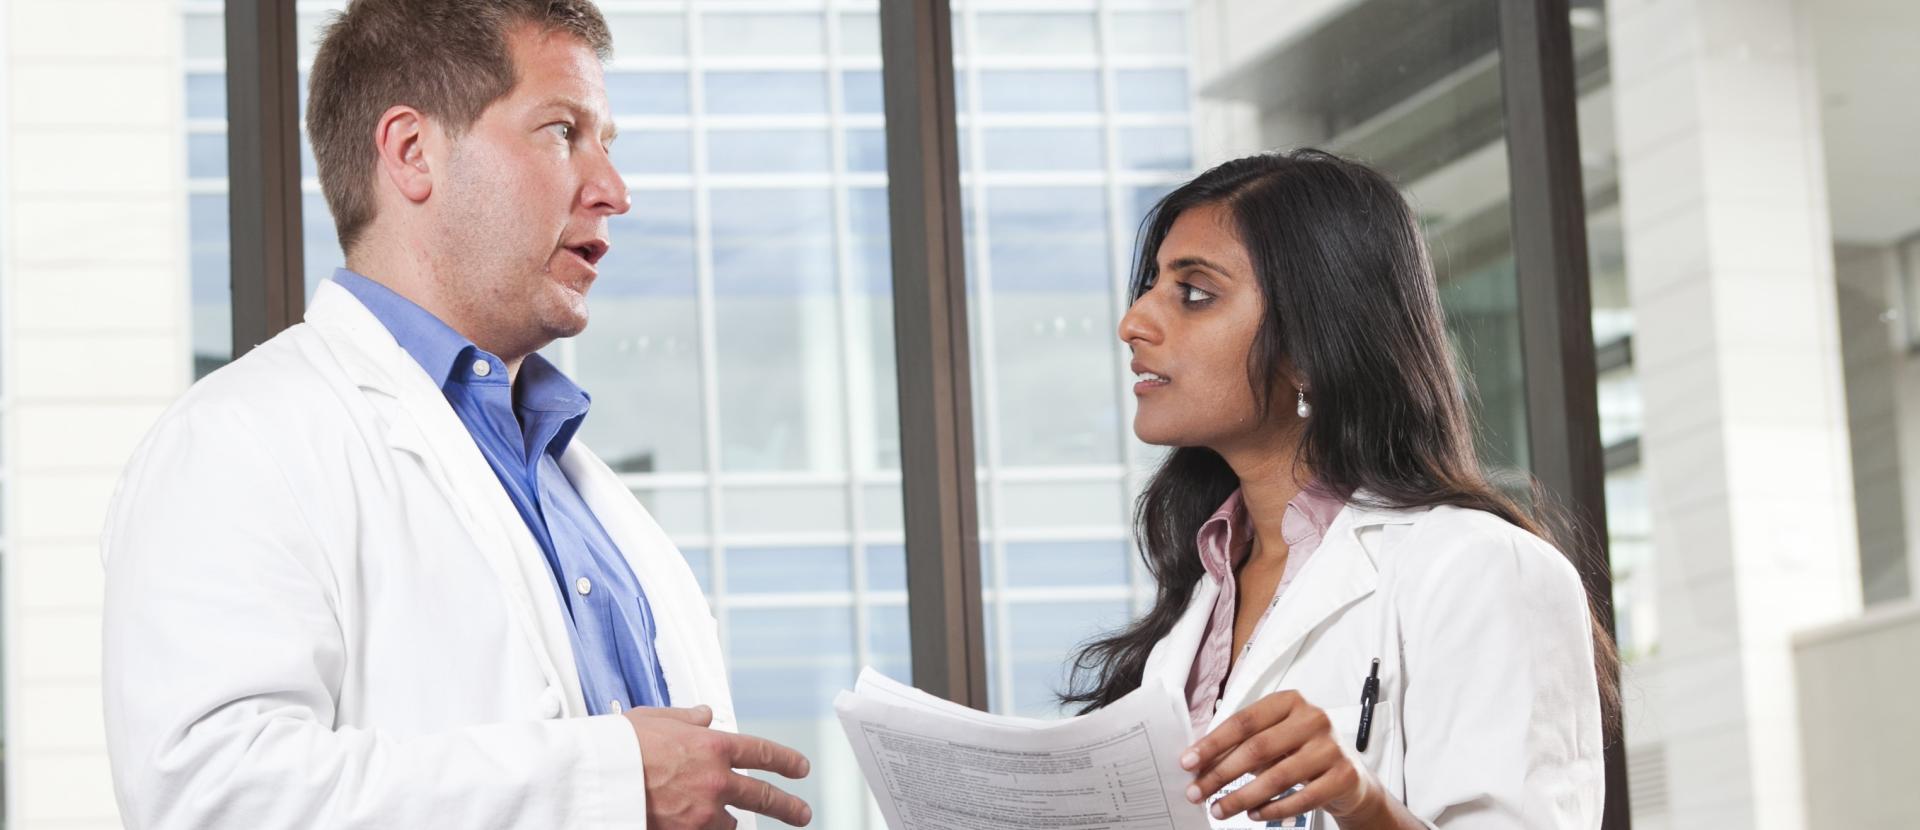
[1495,0,1625,827]
[822,0,876,682]
[226,0,305,355]
[685,2,730,651]
[950,1,1018,715]
[879,0,988,709]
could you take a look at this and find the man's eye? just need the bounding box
[548,123,574,141]
[1183,283,1214,304]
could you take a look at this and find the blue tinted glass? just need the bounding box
[728,606,855,719]
[985,186,1109,292]
[1119,126,1192,171]
[705,72,827,115]
[607,72,690,115]
[848,187,891,294]
[611,130,691,175]
[842,70,883,115]
[301,133,317,180]
[603,190,696,296]
[681,547,711,594]
[983,128,1104,171]
[1130,184,1175,233]
[186,74,225,119]
[298,72,309,118]
[845,128,886,173]
[187,132,227,180]
[1008,601,1129,715]
[189,194,230,303]
[868,602,909,669]
[708,129,832,174]
[978,70,1099,113]
[1114,69,1189,113]
[726,547,852,593]
[710,189,835,294]
[304,194,341,300]
[866,543,906,592]
[1004,541,1129,588]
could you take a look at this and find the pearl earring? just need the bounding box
[1296,388,1311,419]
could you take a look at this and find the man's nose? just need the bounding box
[585,150,631,216]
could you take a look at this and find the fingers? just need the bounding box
[1208,740,1338,820]
[629,705,715,727]
[1180,691,1297,773]
[1185,709,1318,805]
[1247,766,1349,824]
[723,733,811,780]
[721,772,813,827]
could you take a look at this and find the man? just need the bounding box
[100,1,809,827]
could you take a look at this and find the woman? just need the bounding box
[1065,150,1618,829]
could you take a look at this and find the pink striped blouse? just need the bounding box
[1184,486,1346,733]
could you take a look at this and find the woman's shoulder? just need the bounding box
[1368,502,1585,603]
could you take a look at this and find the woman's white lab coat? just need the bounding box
[1140,498,1605,829]
[100,280,740,828]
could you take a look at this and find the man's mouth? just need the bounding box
[563,238,609,266]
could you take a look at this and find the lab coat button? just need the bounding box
[538,688,562,718]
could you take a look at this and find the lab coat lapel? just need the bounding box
[557,446,722,714]
[1143,577,1220,702]
[304,281,589,717]
[1215,503,1380,716]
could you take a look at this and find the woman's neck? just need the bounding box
[1217,431,1312,567]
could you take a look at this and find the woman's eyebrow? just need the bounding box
[1165,256,1233,281]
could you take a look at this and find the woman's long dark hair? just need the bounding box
[1061,149,1621,739]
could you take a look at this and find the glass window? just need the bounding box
[704,72,828,115]
[701,13,826,58]
[184,8,230,378]
[185,73,226,120]
[610,129,692,176]
[982,128,1104,172]
[708,129,833,174]
[971,13,1097,56]
[606,12,687,59]
[841,70,883,116]
[607,71,691,116]
[1113,69,1189,114]
[976,70,1100,114]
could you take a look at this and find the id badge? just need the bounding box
[1204,773,1315,829]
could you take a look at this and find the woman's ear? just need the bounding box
[373,105,433,204]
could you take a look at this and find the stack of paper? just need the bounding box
[833,668,1212,830]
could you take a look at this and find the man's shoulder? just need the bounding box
[160,322,362,442]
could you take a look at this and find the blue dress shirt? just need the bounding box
[334,269,671,715]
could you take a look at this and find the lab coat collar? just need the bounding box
[1210,491,1420,717]
[303,279,591,717]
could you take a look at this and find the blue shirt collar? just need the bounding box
[331,268,592,457]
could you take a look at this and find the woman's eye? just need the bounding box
[1183,283,1214,304]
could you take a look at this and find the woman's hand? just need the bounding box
[1181,690,1412,827]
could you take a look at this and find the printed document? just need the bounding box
[834,667,1211,830]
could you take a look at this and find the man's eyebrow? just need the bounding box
[1165,255,1234,280]
[534,95,616,141]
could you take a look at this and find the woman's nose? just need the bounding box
[1117,294,1160,346]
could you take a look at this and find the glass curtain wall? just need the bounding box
[957,0,1529,717]
[183,2,230,378]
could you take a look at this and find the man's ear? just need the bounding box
[373,105,433,204]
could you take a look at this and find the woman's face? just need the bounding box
[1119,202,1288,450]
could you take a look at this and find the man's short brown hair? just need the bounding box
[306,0,613,254]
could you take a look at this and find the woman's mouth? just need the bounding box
[1133,370,1170,394]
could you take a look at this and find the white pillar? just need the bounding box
[2,1,192,826]
[1610,0,1862,827]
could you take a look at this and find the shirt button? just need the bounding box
[471,359,492,377]
[575,576,592,596]
[610,699,625,713]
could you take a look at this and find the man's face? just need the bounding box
[429,23,628,359]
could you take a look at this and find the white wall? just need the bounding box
[2,1,194,825]
[1610,0,1864,826]
[1794,600,1920,827]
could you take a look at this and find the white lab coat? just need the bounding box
[101,280,741,829]
[1141,498,1604,829]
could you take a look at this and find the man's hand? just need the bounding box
[625,705,813,829]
